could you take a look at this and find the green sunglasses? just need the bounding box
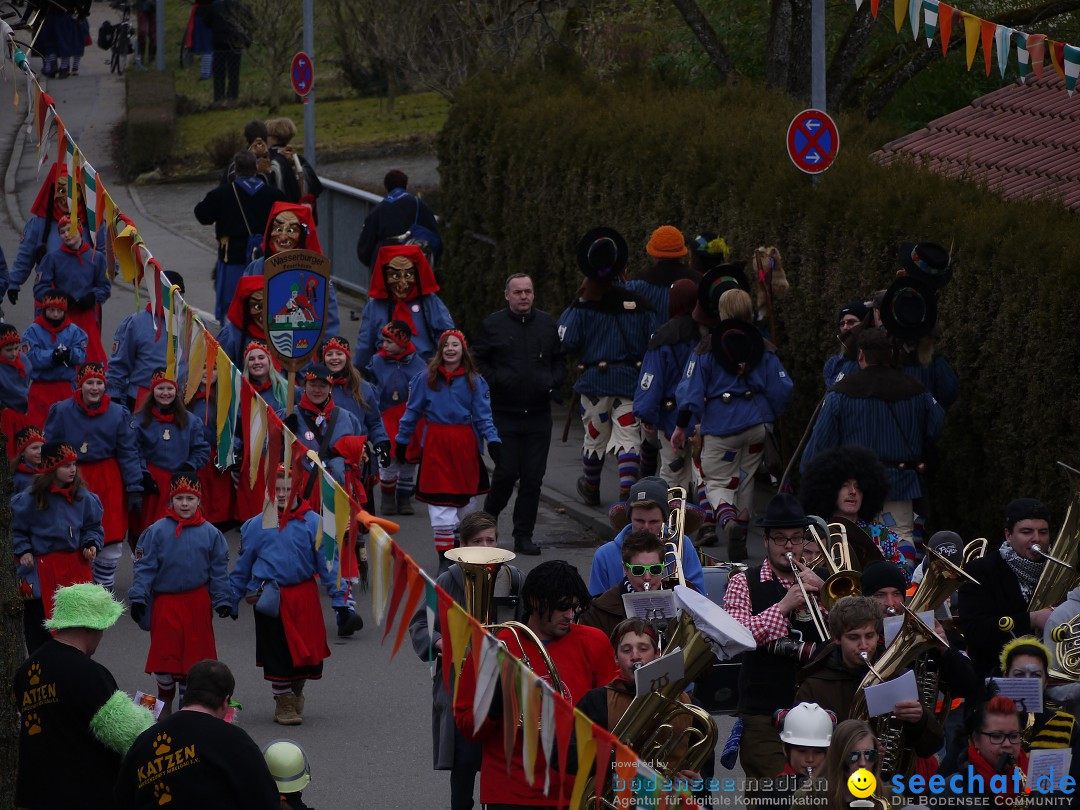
[625,563,666,577]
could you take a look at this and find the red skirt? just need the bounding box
[198,450,235,525]
[146,586,216,677]
[416,423,488,506]
[1,408,32,460]
[280,578,331,668]
[385,404,423,463]
[67,306,106,366]
[130,464,173,538]
[37,549,93,619]
[27,379,73,428]
[80,458,127,545]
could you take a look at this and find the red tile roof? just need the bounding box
[875,74,1080,209]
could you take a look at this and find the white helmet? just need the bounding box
[263,739,311,793]
[778,702,834,747]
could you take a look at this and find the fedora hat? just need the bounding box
[898,242,952,289]
[879,276,937,342]
[756,493,813,528]
[710,318,764,376]
[576,227,628,281]
[696,263,749,322]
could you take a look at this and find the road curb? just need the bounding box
[539,485,614,542]
[3,103,29,234]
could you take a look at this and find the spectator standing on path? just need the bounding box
[205,0,253,103]
[356,170,442,270]
[194,151,283,324]
[473,272,565,556]
[266,117,323,208]
[134,0,156,70]
[13,583,154,810]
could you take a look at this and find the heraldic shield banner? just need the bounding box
[263,248,332,371]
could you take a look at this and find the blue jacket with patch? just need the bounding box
[45,397,142,491]
[32,245,110,305]
[588,523,705,595]
[675,348,793,437]
[107,309,185,402]
[634,318,699,437]
[396,370,499,451]
[557,292,654,399]
[23,321,87,383]
[231,510,346,611]
[134,411,211,473]
[354,296,454,372]
[129,518,230,607]
[368,350,427,414]
[9,215,106,293]
[12,486,105,556]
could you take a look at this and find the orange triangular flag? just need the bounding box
[870,0,880,18]
[1050,40,1067,79]
[980,20,996,75]
[1028,33,1047,78]
[963,13,981,70]
[939,3,954,56]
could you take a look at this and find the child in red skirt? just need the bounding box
[128,472,232,716]
[12,440,104,651]
[395,330,500,574]
[22,292,87,427]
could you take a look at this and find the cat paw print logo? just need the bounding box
[848,768,878,807]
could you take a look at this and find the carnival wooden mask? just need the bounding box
[269,211,303,253]
[385,256,416,300]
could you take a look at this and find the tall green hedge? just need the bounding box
[435,68,1080,537]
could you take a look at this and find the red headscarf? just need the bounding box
[29,163,69,220]
[263,202,323,256]
[367,244,439,300]
[226,276,267,336]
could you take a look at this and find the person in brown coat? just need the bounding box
[793,595,944,762]
[578,529,666,644]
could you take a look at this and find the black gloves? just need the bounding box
[6,289,17,305]
[215,605,234,619]
[130,602,146,625]
[284,413,299,434]
[488,442,502,465]
[394,442,408,464]
[127,492,143,513]
[141,472,160,495]
[375,441,391,468]
[75,293,96,310]
[52,347,71,365]
[177,463,195,472]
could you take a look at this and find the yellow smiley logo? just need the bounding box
[848,767,876,798]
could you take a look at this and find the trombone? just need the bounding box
[661,486,689,588]
[786,551,830,641]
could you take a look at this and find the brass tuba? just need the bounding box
[1028,463,1080,612]
[444,547,565,698]
[909,544,979,616]
[850,607,948,782]
[1050,613,1080,681]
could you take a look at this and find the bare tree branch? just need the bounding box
[668,0,733,80]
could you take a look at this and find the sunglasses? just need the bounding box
[625,563,666,577]
[553,600,582,614]
[846,749,878,765]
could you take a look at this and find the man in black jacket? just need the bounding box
[473,273,565,555]
[355,170,441,270]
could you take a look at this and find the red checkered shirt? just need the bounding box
[723,562,798,646]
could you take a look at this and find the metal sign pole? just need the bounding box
[155,0,165,71]
[303,0,316,170]
[811,0,825,112]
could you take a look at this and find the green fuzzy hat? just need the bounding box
[44,583,125,631]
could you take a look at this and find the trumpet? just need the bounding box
[786,551,830,641]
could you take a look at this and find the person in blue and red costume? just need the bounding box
[367,320,426,516]
[243,201,340,342]
[234,340,294,522]
[218,275,269,368]
[131,368,211,536]
[395,330,500,574]
[354,245,454,372]
[320,334,389,463]
[11,425,44,493]
[231,465,363,726]
[107,270,187,411]
[13,440,104,652]
[284,364,371,508]
[454,560,619,809]
[129,472,232,717]
[0,322,32,459]
[33,215,110,364]
[45,363,143,590]
[23,291,87,427]
[8,163,100,305]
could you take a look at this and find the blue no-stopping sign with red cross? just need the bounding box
[786,109,839,175]
[291,52,314,97]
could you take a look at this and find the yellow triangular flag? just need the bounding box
[963,13,981,70]
[184,324,207,404]
[894,0,907,33]
[447,606,473,703]
[520,676,541,784]
[569,711,597,808]
[247,395,267,488]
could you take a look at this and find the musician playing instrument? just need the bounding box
[722,494,828,779]
[579,530,667,643]
[589,476,705,595]
[794,596,944,762]
[789,719,889,809]
[959,498,1058,679]
[1044,585,1080,712]
[937,697,1030,806]
[453,560,618,808]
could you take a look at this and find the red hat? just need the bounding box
[244,340,271,359]
[0,323,20,349]
[439,329,467,350]
[77,363,107,386]
[380,320,413,348]
[14,426,45,458]
[41,291,69,312]
[321,336,352,359]
[169,472,202,498]
[150,368,177,390]
[57,216,81,235]
[40,441,77,473]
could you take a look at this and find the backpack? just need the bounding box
[97,20,114,50]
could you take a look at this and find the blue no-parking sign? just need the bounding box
[291,52,314,97]
[786,109,839,175]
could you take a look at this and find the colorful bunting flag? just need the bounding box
[1051,40,1067,80]
[980,19,995,76]
[894,0,907,34]
[939,3,953,56]
[1063,43,1080,94]
[995,26,1012,79]
[922,0,938,47]
[963,13,980,71]
[908,0,919,40]
[390,565,425,660]
[569,711,597,809]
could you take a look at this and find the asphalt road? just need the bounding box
[0,18,751,805]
